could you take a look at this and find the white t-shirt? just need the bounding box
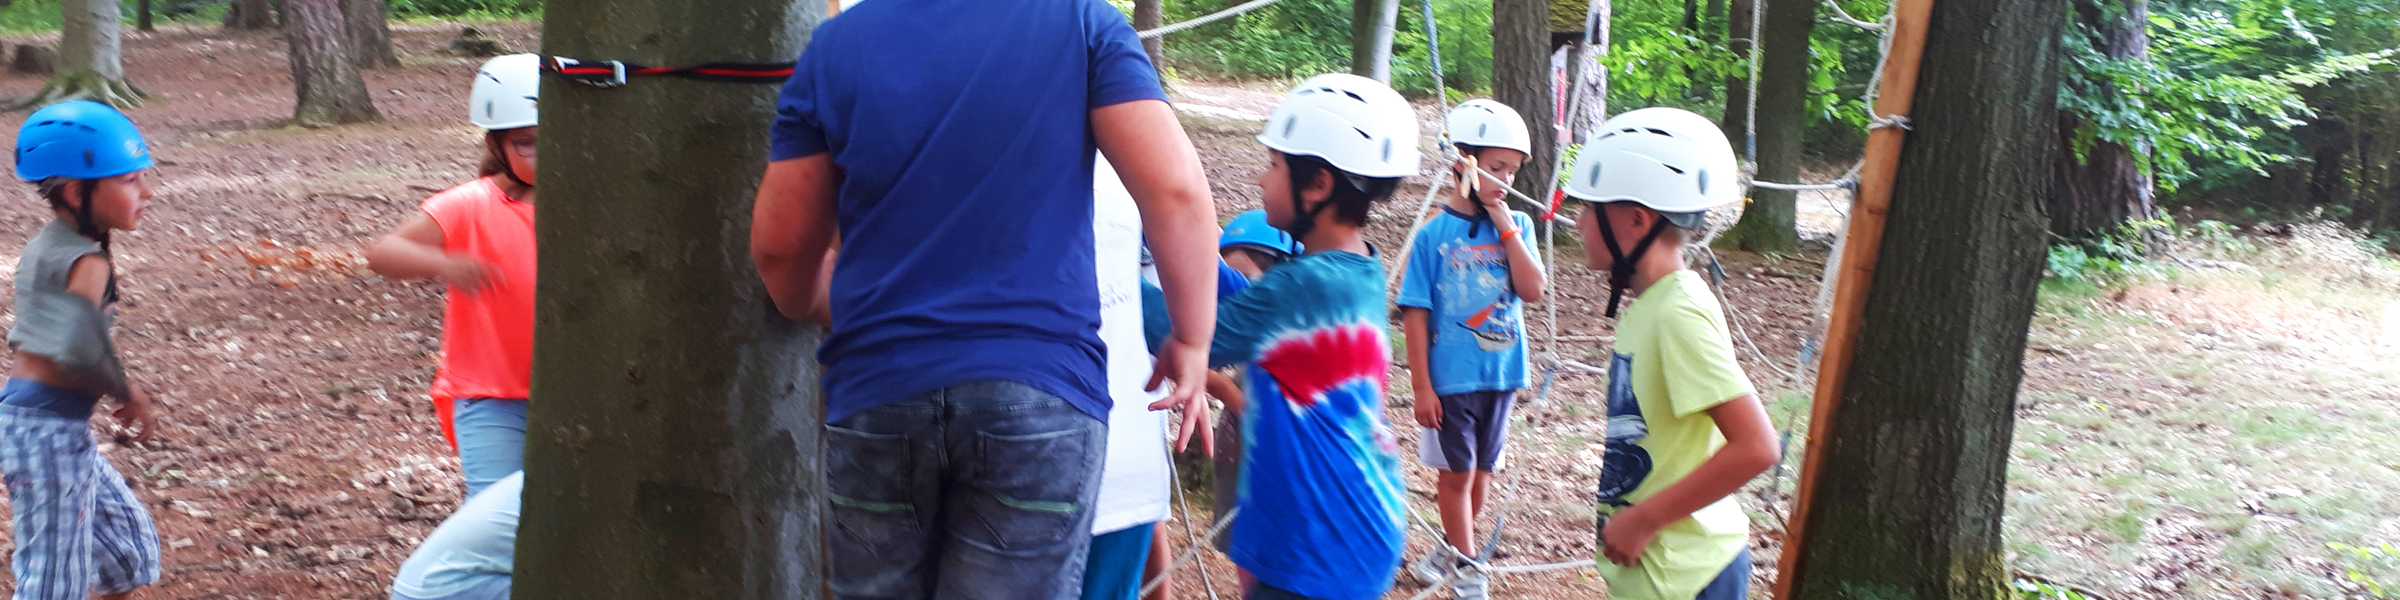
[1091,156,1173,535]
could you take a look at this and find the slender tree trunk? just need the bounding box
[284,0,379,126]
[1566,0,1607,146]
[1720,0,1753,153]
[514,0,828,597]
[2050,0,2152,239]
[17,0,145,109]
[1715,0,1814,252]
[342,0,397,69]
[1784,0,2066,593]
[135,0,152,31]
[1493,0,1556,201]
[224,0,275,29]
[1352,0,1399,82]
[1133,0,1163,71]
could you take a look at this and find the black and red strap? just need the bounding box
[542,56,795,88]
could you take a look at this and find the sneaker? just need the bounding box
[1409,546,1456,587]
[1452,569,1489,600]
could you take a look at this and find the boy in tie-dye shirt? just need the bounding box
[1206,73,1421,600]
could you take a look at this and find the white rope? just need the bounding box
[1138,506,1242,597]
[1136,0,1287,39]
[1823,0,1885,30]
[1159,434,1224,600]
[1744,178,1851,191]
[1743,0,1763,162]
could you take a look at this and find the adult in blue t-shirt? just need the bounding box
[747,0,1222,596]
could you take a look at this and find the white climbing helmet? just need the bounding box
[1256,73,1420,179]
[469,53,540,130]
[1443,98,1531,155]
[1563,107,1740,228]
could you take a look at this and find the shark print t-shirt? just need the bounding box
[1593,269,1756,600]
[1208,249,1407,600]
[1397,207,1539,395]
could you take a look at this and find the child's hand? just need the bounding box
[1599,505,1661,567]
[1412,389,1441,429]
[1456,154,1480,200]
[439,256,500,293]
[112,388,158,444]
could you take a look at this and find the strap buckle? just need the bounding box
[549,57,628,88]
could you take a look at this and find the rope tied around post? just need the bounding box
[541,56,796,88]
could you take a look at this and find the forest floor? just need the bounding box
[0,19,2386,600]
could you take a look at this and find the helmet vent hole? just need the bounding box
[82,149,94,168]
[1281,117,1297,139]
[1476,124,1488,137]
[1696,169,1709,195]
[1644,128,1671,136]
[1587,164,1603,187]
[1381,138,1393,161]
[1663,164,1686,175]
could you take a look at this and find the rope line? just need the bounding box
[1137,0,1287,39]
[1822,0,1886,30]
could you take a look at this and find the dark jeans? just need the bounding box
[826,380,1108,600]
[1246,582,1327,600]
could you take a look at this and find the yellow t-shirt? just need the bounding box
[1594,269,1756,600]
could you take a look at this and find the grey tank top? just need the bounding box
[7,219,126,400]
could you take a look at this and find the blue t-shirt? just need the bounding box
[1209,250,1406,600]
[771,0,1169,422]
[1143,259,1251,353]
[1397,207,1539,396]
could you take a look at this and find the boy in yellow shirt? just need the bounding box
[1562,108,1782,600]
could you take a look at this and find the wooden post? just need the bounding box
[1772,0,1937,595]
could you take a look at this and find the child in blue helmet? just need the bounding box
[3,100,165,600]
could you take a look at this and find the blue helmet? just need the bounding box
[15,101,153,182]
[1220,209,1302,257]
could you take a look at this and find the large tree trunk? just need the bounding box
[135,0,151,31]
[1133,0,1162,71]
[1493,0,1557,202]
[342,0,397,69]
[1351,0,1399,82]
[513,0,828,597]
[1783,0,2066,593]
[224,0,275,29]
[2050,0,2152,239]
[17,0,145,109]
[1720,0,1753,153]
[1713,0,1814,252]
[284,0,379,126]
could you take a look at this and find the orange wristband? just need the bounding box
[1499,228,1519,241]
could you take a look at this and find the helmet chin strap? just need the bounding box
[1590,203,1670,319]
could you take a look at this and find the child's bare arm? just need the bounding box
[1600,393,1780,566]
[1096,99,1218,454]
[65,256,156,441]
[1205,370,1244,416]
[367,215,494,292]
[1401,307,1438,428]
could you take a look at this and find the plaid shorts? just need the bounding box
[0,403,160,599]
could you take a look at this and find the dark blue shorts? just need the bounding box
[1416,390,1515,472]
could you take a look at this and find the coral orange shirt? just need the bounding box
[422,177,536,406]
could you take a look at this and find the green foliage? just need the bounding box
[2060,2,2398,193]
[1155,0,1490,96]
[0,0,225,34]
[2045,217,2173,284]
[390,0,540,18]
[2012,578,2099,600]
[2329,541,2400,597]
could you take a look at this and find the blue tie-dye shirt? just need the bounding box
[1207,250,1407,600]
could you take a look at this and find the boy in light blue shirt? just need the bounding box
[1398,99,1549,599]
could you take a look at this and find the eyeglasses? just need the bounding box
[506,137,537,159]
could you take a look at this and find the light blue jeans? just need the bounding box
[452,398,527,498]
